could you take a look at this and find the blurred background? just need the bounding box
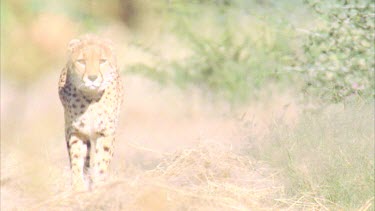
[1,0,374,210]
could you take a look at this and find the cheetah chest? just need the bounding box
[71,103,116,139]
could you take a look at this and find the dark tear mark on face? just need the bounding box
[70,140,78,145]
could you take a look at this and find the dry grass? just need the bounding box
[1,55,373,211]
[0,74,298,210]
[28,143,285,210]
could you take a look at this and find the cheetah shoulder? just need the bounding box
[58,67,68,103]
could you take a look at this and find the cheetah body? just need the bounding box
[58,35,123,191]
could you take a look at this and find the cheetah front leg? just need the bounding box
[68,134,90,191]
[91,135,115,187]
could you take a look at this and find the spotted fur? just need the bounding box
[58,35,123,191]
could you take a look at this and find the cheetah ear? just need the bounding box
[103,38,115,52]
[67,39,81,52]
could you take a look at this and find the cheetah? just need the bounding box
[58,35,123,191]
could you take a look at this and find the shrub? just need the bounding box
[292,0,375,102]
[129,2,296,104]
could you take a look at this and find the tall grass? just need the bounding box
[246,102,374,209]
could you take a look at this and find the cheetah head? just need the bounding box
[67,35,117,95]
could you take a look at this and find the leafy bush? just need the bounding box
[292,0,375,102]
[170,20,289,102]
[129,2,296,103]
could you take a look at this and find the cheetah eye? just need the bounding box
[76,59,86,65]
[100,59,107,65]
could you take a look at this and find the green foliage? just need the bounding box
[173,23,292,102]
[129,2,296,103]
[293,0,375,102]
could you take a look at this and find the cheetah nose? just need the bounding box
[88,75,98,82]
